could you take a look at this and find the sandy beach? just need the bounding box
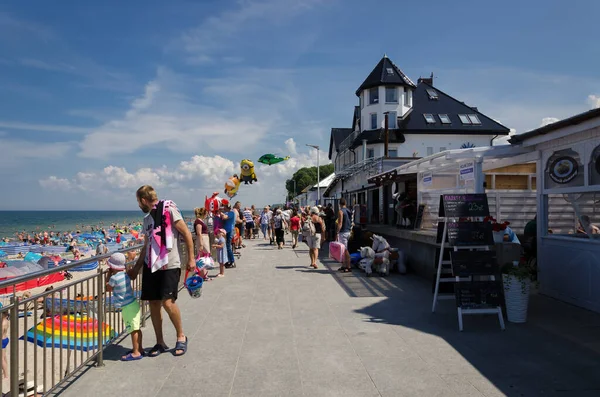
[0,250,141,395]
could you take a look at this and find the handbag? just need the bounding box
[195,251,216,270]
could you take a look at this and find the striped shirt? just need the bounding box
[243,210,253,222]
[108,271,136,308]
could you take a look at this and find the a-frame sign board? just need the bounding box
[432,194,505,331]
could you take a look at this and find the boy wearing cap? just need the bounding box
[106,252,144,361]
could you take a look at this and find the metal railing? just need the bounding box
[0,245,146,396]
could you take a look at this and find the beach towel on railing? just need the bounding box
[145,200,175,273]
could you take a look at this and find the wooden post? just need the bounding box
[384,112,389,158]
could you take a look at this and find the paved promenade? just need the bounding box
[53,239,600,397]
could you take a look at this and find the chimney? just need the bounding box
[418,72,434,86]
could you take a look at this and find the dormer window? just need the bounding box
[439,114,451,124]
[404,90,411,106]
[459,114,472,124]
[385,87,398,103]
[426,88,439,100]
[423,114,436,124]
[386,68,394,75]
[369,87,379,104]
[468,114,481,124]
[459,114,481,125]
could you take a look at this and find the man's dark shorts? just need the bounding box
[141,265,181,301]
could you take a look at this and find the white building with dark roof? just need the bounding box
[326,55,510,224]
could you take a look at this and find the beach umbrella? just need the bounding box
[22,314,115,351]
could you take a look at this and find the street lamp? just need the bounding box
[293,179,297,203]
[306,144,320,205]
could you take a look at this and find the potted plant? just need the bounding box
[501,258,534,323]
[484,216,510,243]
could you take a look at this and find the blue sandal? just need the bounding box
[121,352,143,361]
[173,337,188,357]
[148,344,167,357]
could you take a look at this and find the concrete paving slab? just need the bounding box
[49,238,600,397]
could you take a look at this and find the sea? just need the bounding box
[0,210,195,239]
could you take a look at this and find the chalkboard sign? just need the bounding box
[451,250,498,277]
[455,281,502,309]
[436,221,447,243]
[447,222,494,246]
[438,194,490,218]
[413,204,426,230]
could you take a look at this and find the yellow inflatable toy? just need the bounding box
[224,174,241,198]
[240,159,258,184]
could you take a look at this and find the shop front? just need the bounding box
[366,145,538,278]
[511,108,600,313]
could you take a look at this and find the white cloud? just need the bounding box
[0,138,71,167]
[39,176,72,190]
[540,117,560,127]
[102,166,164,190]
[76,68,282,158]
[40,154,236,194]
[285,138,298,155]
[174,0,326,64]
[587,95,600,109]
[37,146,325,208]
[493,128,517,146]
[165,155,236,184]
[0,121,88,134]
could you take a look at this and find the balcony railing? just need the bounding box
[0,245,147,396]
[338,130,360,153]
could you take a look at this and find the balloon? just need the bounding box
[205,192,229,214]
[240,159,258,184]
[224,175,241,198]
[257,154,290,165]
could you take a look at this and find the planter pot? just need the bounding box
[493,231,505,243]
[503,274,531,323]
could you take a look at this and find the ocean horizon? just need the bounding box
[0,210,195,239]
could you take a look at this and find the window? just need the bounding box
[369,87,379,104]
[423,114,436,124]
[590,144,600,185]
[426,147,433,156]
[426,88,439,100]
[388,149,398,158]
[468,114,481,124]
[440,147,447,152]
[439,114,451,124]
[404,90,411,106]
[386,67,394,75]
[546,193,600,239]
[459,114,472,124]
[385,87,398,103]
[367,148,374,159]
[388,111,397,128]
[360,93,364,109]
[370,113,378,129]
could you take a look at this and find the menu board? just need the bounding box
[446,222,494,246]
[455,281,502,309]
[413,204,426,230]
[451,250,498,277]
[438,194,490,218]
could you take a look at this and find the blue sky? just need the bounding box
[1,0,599,210]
